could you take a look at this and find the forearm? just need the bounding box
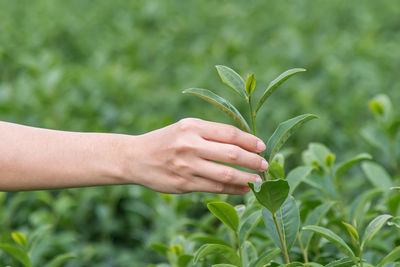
[0,121,131,191]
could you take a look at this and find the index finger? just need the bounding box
[197,120,266,153]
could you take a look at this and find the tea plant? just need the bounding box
[0,225,75,267]
[159,66,400,266]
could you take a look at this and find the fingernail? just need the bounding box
[257,140,266,152]
[255,176,262,183]
[261,159,268,171]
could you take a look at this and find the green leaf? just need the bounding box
[300,202,335,249]
[282,262,304,266]
[305,263,324,267]
[342,222,359,244]
[361,161,392,190]
[190,234,230,247]
[302,225,356,261]
[177,254,193,267]
[268,161,285,179]
[287,166,314,194]
[11,232,27,248]
[255,68,306,113]
[349,188,384,227]
[212,264,237,267]
[27,224,52,252]
[377,246,400,267]
[325,154,336,167]
[249,180,289,214]
[250,248,280,267]
[334,153,372,182]
[238,209,261,244]
[207,202,239,232]
[151,243,170,257]
[183,88,250,132]
[245,74,256,95]
[44,253,77,267]
[387,216,400,228]
[242,241,258,267]
[215,65,247,98]
[325,257,357,267]
[361,214,392,249]
[193,244,240,265]
[262,196,300,252]
[0,243,32,267]
[266,114,318,161]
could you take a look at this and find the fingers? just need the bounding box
[195,119,266,153]
[184,176,251,195]
[196,141,268,172]
[192,160,262,186]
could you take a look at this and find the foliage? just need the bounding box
[1,0,400,266]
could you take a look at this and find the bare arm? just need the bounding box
[0,118,267,194]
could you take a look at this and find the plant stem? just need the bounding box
[249,96,269,181]
[297,233,308,263]
[272,213,290,264]
[248,96,257,136]
[359,247,364,267]
[235,231,243,267]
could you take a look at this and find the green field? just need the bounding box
[1,1,400,266]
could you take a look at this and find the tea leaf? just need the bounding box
[377,246,400,267]
[266,114,318,161]
[212,264,237,267]
[151,243,169,257]
[215,65,247,99]
[300,202,335,249]
[194,244,240,265]
[177,254,193,267]
[349,188,384,226]
[302,225,356,261]
[238,209,261,244]
[44,253,77,267]
[207,201,239,232]
[190,234,231,247]
[245,74,256,95]
[334,153,372,182]
[251,248,280,267]
[268,161,285,179]
[183,88,251,132]
[287,166,314,194]
[255,68,306,113]
[361,214,392,250]
[361,161,392,190]
[242,241,258,267]
[0,243,32,267]
[262,196,300,252]
[325,257,357,267]
[249,180,289,214]
[282,262,304,266]
[342,222,359,244]
[11,232,27,248]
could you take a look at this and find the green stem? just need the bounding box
[272,213,290,264]
[359,247,364,267]
[235,231,243,267]
[297,233,308,263]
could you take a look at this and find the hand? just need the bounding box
[126,118,268,194]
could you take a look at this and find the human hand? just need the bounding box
[125,118,268,194]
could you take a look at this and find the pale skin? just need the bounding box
[0,118,268,194]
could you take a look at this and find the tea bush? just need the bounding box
[0,0,399,266]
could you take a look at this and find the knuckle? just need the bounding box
[177,118,200,132]
[173,177,188,192]
[169,158,191,173]
[214,183,225,193]
[221,168,235,183]
[226,146,240,161]
[226,127,239,142]
[175,139,197,153]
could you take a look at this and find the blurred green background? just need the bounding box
[0,0,399,266]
